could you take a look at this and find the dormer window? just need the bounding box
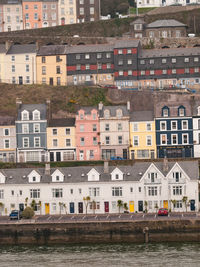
[32,176,36,182]
[104,109,110,119]
[178,106,185,117]
[162,106,169,117]
[116,174,119,180]
[33,110,40,120]
[173,172,181,182]
[56,175,59,181]
[80,113,84,120]
[148,172,157,183]
[22,110,29,120]
[116,109,122,118]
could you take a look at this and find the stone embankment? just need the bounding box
[0,219,200,245]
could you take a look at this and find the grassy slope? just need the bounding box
[0,83,111,117]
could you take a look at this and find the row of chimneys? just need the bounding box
[44,158,169,176]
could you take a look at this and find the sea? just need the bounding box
[0,243,200,267]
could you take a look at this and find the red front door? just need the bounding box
[104,202,109,213]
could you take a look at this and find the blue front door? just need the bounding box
[70,202,74,213]
[190,200,195,211]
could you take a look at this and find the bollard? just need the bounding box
[143,227,149,243]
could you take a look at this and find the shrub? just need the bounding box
[22,207,35,219]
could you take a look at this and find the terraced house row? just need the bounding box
[0,160,198,215]
[0,0,100,32]
[2,95,200,162]
[0,39,200,89]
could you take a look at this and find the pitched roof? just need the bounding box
[114,39,140,49]
[0,160,198,184]
[77,106,98,115]
[98,105,129,118]
[66,43,113,54]
[0,115,15,126]
[48,118,75,127]
[146,19,186,28]
[130,18,145,25]
[37,45,68,56]
[17,103,47,120]
[0,44,6,53]
[130,110,154,122]
[139,47,200,58]
[7,44,37,54]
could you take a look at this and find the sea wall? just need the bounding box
[0,219,200,245]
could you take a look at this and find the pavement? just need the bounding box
[0,212,199,224]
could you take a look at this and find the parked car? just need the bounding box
[9,210,22,220]
[110,156,124,160]
[158,208,168,216]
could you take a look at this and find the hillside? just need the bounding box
[0,6,199,44]
[0,84,111,117]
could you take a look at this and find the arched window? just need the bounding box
[178,105,185,117]
[22,110,29,121]
[33,110,40,120]
[162,106,169,117]
[104,109,110,119]
[116,109,122,118]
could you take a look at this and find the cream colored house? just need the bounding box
[3,2,23,32]
[4,44,37,84]
[58,0,76,25]
[36,45,67,86]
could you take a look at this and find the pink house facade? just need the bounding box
[75,107,100,161]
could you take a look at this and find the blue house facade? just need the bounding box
[156,105,193,158]
[16,103,47,162]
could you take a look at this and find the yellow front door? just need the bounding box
[163,200,168,209]
[129,201,134,213]
[45,203,50,214]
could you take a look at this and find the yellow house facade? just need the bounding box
[129,111,157,160]
[36,45,67,86]
[47,118,76,161]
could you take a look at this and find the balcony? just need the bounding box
[144,179,161,185]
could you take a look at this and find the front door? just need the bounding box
[190,199,195,211]
[19,203,24,211]
[123,149,127,159]
[79,150,84,160]
[163,200,168,209]
[70,202,74,213]
[131,150,135,160]
[78,202,83,213]
[45,203,50,214]
[138,201,143,212]
[19,76,23,85]
[49,77,53,85]
[129,201,134,213]
[104,201,109,213]
[56,152,61,161]
[50,152,54,162]
[73,76,77,85]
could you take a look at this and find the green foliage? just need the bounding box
[22,207,34,219]
[117,200,123,213]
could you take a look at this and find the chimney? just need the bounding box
[16,98,22,119]
[46,99,51,121]
[104,161,109,173]
[127,101,130,111]
[5,41,12,52]
[163,156,168,172]
[98,101,103,111]
[45,163,50,175]
[36,41,40,51]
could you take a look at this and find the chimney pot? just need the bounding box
[104,160,109,173]
[45,163,50,175]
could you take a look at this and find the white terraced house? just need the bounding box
[0,160,198,215]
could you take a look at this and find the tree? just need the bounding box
[25,197,28,207]
[117,200,123,213]
[31,199,36,211]
[83,196,91,214]
[182,196,189,212]
[171,199,177,211]
[22,207,34,219]
[38,200,42,215]
[123,202,128,213]
[154,203,159,213]
[144,201,148,213]
[0,202,4,215]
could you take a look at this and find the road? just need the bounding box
[0,212,199,224]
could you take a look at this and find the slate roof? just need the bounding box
[77,106,98,115]
[146,19,186,28]
[130,18,145,25]
[114,39,140,49]
[66,43,114,54]
[139,47,200,58]
[17,104,47,120]
[98,105,129,118]
[48,118,75,127]
[0,115,15,126]
[0,160,198,184]
[130,110,154,122]
[0,44,6,53]
[7,44,37,54]
[37,45,68,56]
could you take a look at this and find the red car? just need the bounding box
[158,208,168,216]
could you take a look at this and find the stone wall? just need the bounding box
[0,219,200,245]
